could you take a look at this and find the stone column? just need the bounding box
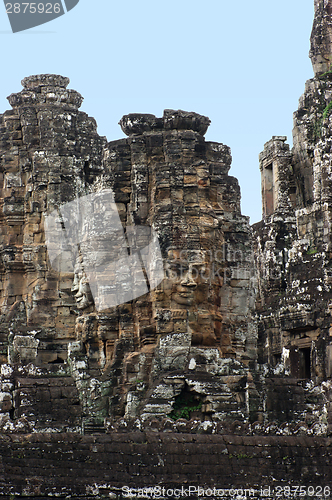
[259,136,293,218]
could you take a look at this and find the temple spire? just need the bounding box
[310,0,332,74]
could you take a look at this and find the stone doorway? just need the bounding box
[290,346,311,379]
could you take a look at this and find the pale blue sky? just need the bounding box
[0,0,314,223]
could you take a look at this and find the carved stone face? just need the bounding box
[172,268,197,306]
[165,248,223,345]
[71,261,94,310]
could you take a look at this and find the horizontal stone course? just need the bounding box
[0,432,330,496]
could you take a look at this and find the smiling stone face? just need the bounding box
[71,258,94,311]
[163,247,224,346]
[0,75,259,427]
[70,109,256,365]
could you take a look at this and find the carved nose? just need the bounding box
[71,278,79,292]
[180,277,197,288]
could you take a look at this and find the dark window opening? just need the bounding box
[272,353,281,367]
[290,345,311,379]
[48,356,65,364]
[299,347,311,379]
[263,163,274,216]
[169,385,204,421]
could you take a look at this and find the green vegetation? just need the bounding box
[312,66,332,138]
[323,101,332,121]
[306,247,318,255]
[229,453,254,460]
[319,63,332,78]
[313,98,332,139]
[170,391,203,420]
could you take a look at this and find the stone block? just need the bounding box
[57,307,70,317]
[0,392,12,412]
[11,335,39,363]
[173,320,187,333]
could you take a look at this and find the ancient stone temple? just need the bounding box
[253,0,332,425]
[1,1,332,496]
[0,75,258,432]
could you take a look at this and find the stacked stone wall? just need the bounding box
[0,432,330,498]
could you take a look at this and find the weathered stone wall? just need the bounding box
[0,432,330,498]
[99,110,257,424]
[0,77,258,431]
[0,74,106,366]
[253,0,332,431]
[310,0,332,75]
[2,3,332,496]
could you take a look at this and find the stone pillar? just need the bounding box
[259,136,293,218]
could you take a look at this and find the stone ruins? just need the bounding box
[0,0,332,442]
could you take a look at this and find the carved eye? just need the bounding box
[166,263,189,279]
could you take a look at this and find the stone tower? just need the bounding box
[0,75,106,366]
[253,0,332,426]
[101,111,257,421]
[310,0,332,75]
[0,77,258,430]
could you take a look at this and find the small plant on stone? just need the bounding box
[319,63,332,78]
[323,101,332,121]
[229,452,253,460]
[170,390,203,421]
[306,247,318,255]
[314,100,332,138]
